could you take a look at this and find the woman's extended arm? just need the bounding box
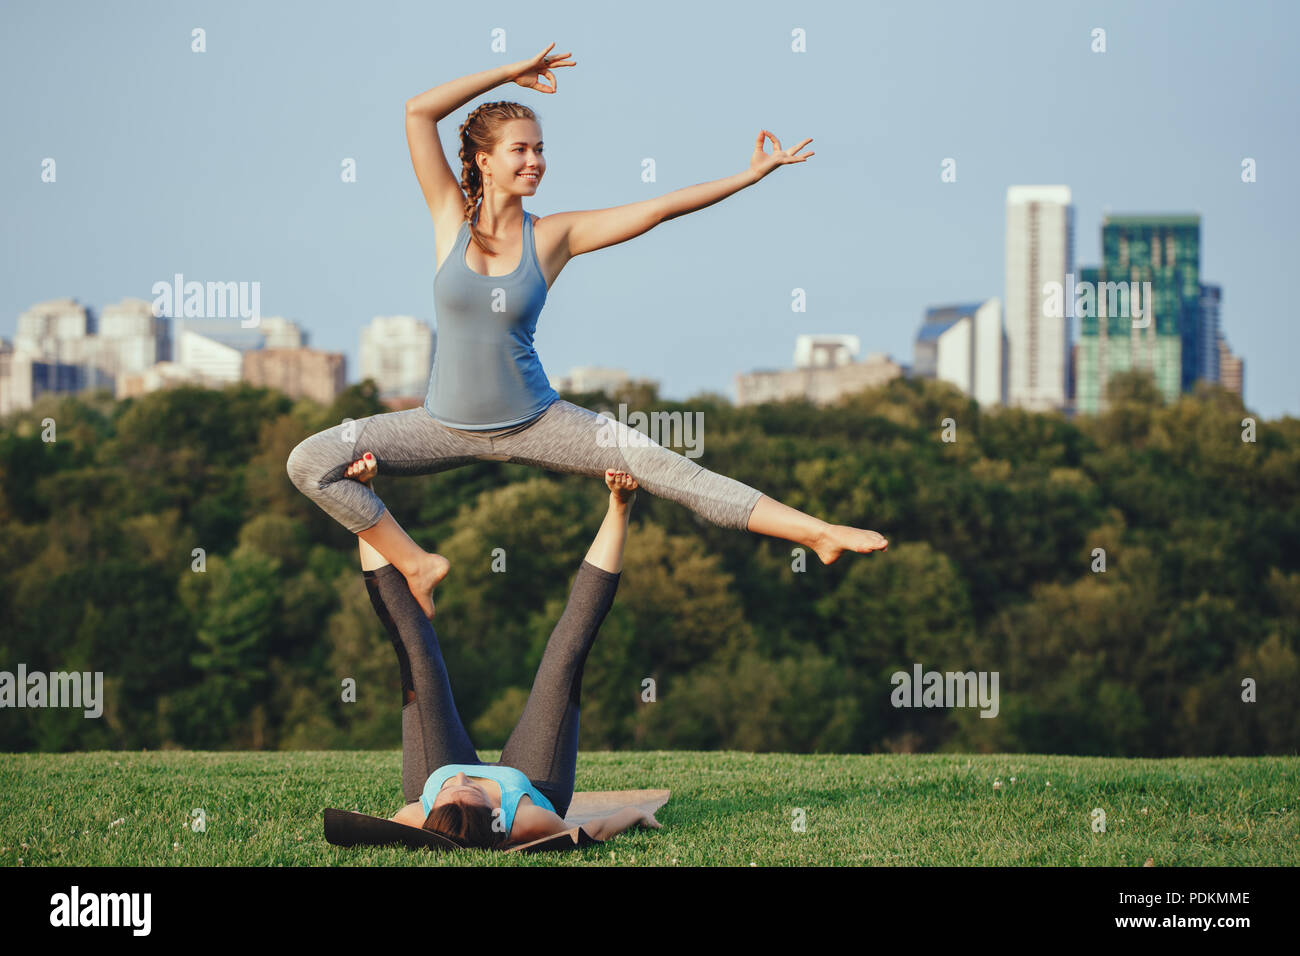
[583,808,660,841]
[552,129,813,258]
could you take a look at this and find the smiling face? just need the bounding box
[479,119,544,195]
[431,771,492,811]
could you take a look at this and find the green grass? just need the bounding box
[1,751,1295,866]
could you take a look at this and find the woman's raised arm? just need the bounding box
[404,65,506,221]
[404,44,576,220]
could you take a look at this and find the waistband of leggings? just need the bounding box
[443,402,558,439]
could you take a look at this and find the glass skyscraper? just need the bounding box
[1076,214,1200,413]
[1199,283,1222,384]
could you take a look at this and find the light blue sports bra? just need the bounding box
[420,764,556,839]
[423,208,561,429]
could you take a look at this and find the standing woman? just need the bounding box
[286,43,887,619]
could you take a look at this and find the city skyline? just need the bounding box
[0,192,1254,416]
[1,176,1251,415]
[3,0,1296,418]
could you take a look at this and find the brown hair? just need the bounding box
[457,101,540,256]
[423,800,509,850]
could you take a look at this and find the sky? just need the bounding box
[3,0,1297,419]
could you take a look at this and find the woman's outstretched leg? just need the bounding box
[363,563,483,801]
[496,469,635,817]
[745,494,888,562]
[479,399,889,560]
[317,398,889,617]
[347,459,479,800]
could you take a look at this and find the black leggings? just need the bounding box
[363,558,619,818]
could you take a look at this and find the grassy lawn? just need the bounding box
[1,751,1295,866]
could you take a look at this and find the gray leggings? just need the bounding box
[286,399,763,534]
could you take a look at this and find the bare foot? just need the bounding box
[346,452,378,483]
[406,552,451,620]
[605,468,638,503]
[348,452,448,618]
[812,525,889,565]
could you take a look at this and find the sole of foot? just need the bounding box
[813,525,889,565]
[406,553,451,619]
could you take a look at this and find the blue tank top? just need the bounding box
[424,209,561,429]
[419,764,556,839]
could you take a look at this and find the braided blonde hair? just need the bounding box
[458,101,539,256]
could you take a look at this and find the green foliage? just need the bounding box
[0,376,1295,755]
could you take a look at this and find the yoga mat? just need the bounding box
[323,789,671,855]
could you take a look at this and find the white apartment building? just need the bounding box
[359,315,435,398]
[1005,185,1073,411]
[914,299,1003,408]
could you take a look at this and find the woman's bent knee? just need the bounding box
[285,439,315,494]
[286,433,337,495]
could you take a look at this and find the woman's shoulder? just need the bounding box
[508,800,570,845]
[391,801,427,828]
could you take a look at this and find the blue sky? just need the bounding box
[4,0,1297,418]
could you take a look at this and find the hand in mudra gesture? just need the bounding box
[750,129,814,181]
[510,42,576,93]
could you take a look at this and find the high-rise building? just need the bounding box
[1076,215,1199,413]
[4,297,170,405]
[257,316,307,350]
[1005,186,1073,412]
[1217,332,1243,398]
[914,300,1003,407]
[360,315,434,398]
[1199,284,1221,384]
[14,297,90,360]
[96,298,168,396]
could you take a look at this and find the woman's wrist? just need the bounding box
[494,61,523,87]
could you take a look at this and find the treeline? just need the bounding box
[1,371,1296,756]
